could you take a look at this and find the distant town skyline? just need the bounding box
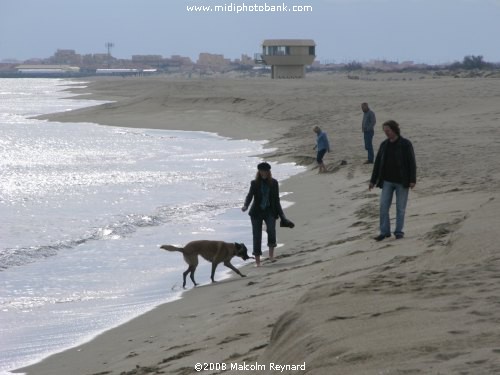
[2,0,500,64]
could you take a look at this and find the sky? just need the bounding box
[1,0,499,64]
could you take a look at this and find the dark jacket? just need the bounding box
[362,109,376,132]
[244,178,285,219]
[370,136,417,188]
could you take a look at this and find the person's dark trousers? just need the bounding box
[364,130,374,162]
[250,209,277,256]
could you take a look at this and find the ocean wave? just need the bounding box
[0,289,124,311]
[0,199,236,272]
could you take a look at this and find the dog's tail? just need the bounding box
[160,244,185,253]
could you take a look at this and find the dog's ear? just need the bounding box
[235,242,242,250]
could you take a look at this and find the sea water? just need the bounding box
[0,78,303,374]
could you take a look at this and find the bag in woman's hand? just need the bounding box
[280,218,295,228]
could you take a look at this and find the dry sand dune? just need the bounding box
[19,73,500,375]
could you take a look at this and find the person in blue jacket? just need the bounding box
[313,125,330,173]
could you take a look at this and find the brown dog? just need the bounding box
[160,240,251,288]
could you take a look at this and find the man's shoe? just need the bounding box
[364,160,373,164]
[395,233,404,240]
[374,234,391,241]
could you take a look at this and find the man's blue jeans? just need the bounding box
[379,181,409,236]
[364,130,374,162]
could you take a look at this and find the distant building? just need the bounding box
[171,55,193,65]
[81,53,113,68]
[259,39,316,78]
[197,53,231,72]
[169,55,194,72]
[132,55,163,66]
[238,54,255,66]
[50,49,82,65]
[95,68,140,76]
[16,64,80,75]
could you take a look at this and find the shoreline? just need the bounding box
[17,74,500,374]
[15,77,305,375]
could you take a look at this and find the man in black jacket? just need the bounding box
[369,120,416,241]
[242,162,286,266]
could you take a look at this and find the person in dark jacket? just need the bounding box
[369,120,416,241]
[242,162,286,266]
[361,103,376,164]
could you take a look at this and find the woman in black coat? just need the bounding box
[242,162,286,267]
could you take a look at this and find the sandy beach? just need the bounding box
[17,72,500,375]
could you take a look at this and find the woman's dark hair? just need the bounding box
[255,170,273,185]
[383,120,401,136]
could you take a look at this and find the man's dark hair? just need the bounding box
[383,120,401,136]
